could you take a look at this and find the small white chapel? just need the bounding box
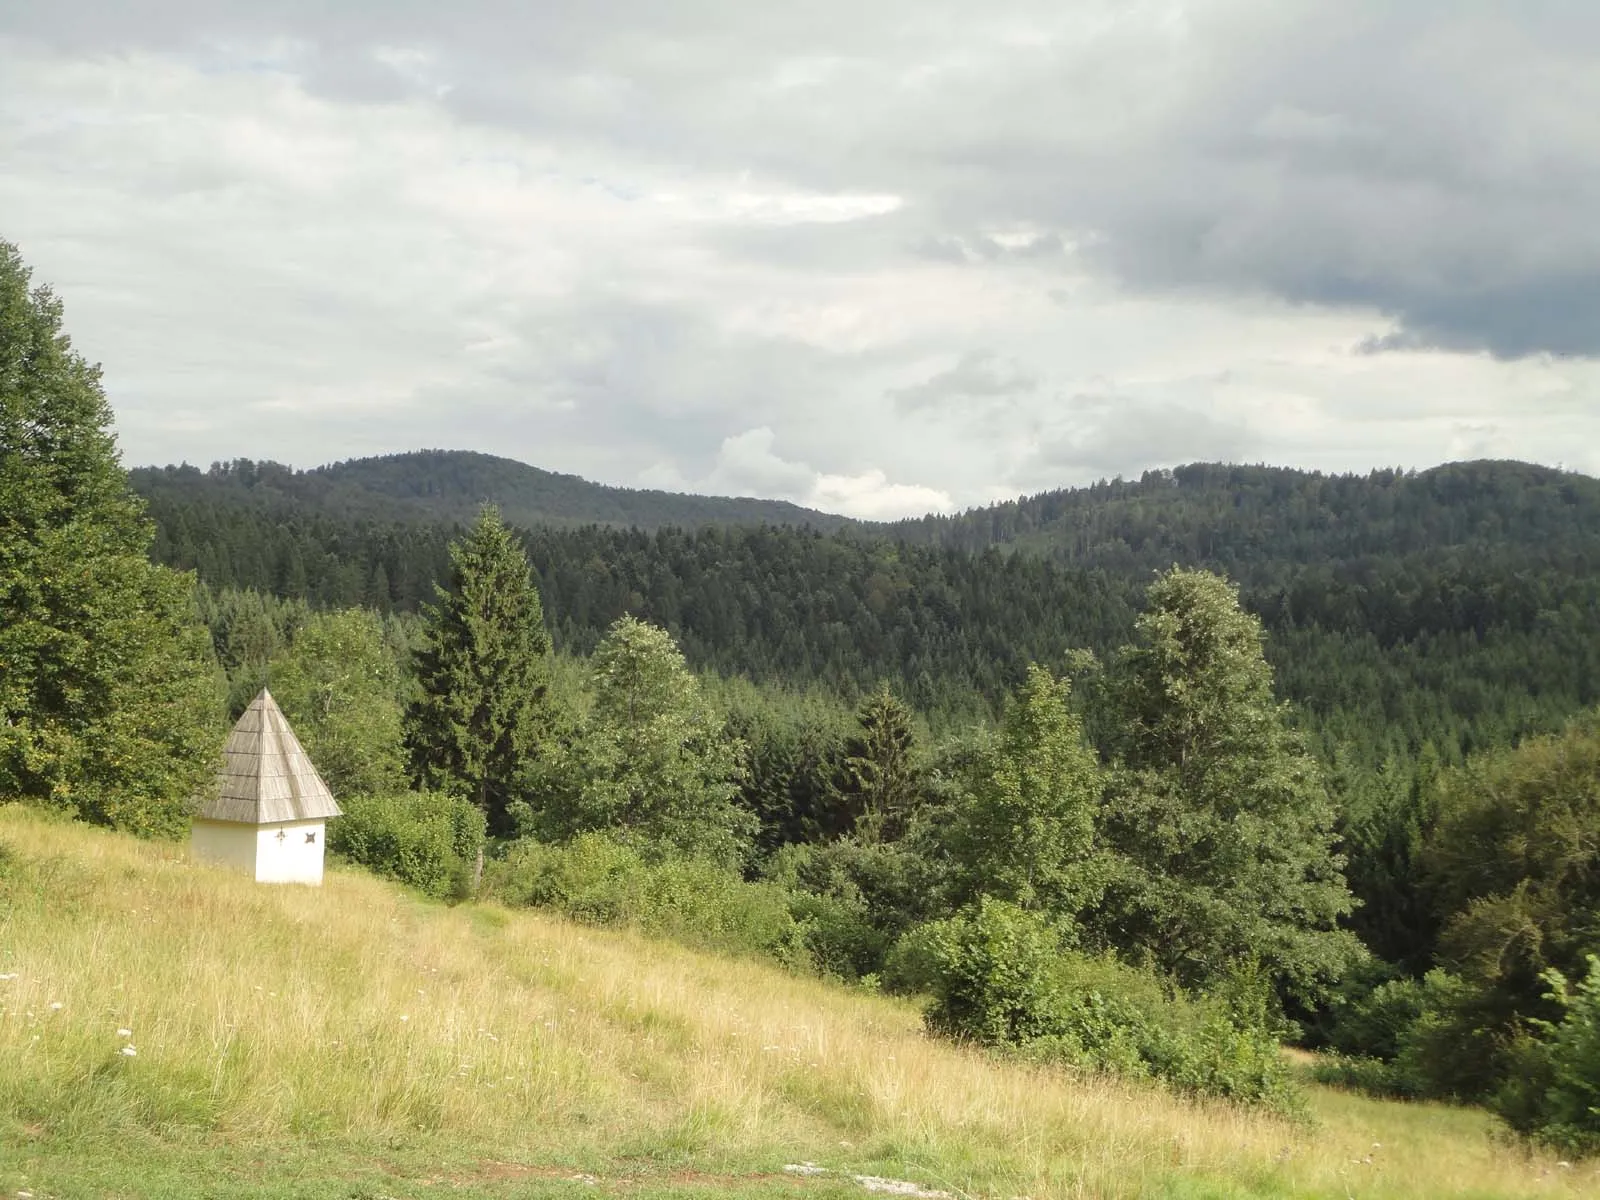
[191,688,342,885]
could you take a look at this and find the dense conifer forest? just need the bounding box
[133,454,1600,760]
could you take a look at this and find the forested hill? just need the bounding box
[133,452,1600,774]
[890,460,1600,575]
[129,450,854,534]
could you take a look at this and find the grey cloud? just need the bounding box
[909,233,1064,265]
[8,0,1600,514]
[10,2,1600,356]
[891,350,1038,414]
[1026,394,1259,483]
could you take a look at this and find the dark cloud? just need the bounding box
[7,2,1599,356]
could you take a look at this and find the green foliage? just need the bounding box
[484,833,809,966]
[717,678,855,853]
[1321,967,1437,1064]
[892,898,1300,1112]
[764,837,950,980]
[1096,568,1361,1000]
[1494,956,1600,1157]
[0,240,222,836]
[891,897,1074,1044]
[329,790,485,899]
[836,683,921,842]
[1426,711,1600,1038]
[134,456,1600,805]
[557,616,753,865]
[1320,711,1600,1112]
[194,586,312,714]
[406,506,552,834]
[947,664,1104,916]
[266,608,407,797]
[137,450,853,536]
[1337,746,1445,973]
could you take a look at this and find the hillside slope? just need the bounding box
[1,806,1590,1199]
[130,451,854,534]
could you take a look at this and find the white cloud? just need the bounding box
[646,427,954,520]
[2,3,1600,509]
[810,470,954,521]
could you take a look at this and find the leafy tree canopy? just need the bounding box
[0,240,220,835]
[562,615,753,865]
[1096,568,1362,999]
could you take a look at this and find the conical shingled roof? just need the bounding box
[197,689,342,824]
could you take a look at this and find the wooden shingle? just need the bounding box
[197,689,342,824]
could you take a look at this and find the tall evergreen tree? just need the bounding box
[1096,568,1361,999]
[0,240,221,835]
[837,682,921,842]
[405,506,550,838]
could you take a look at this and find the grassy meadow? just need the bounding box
[0,805,1592,1200]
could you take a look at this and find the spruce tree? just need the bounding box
[837,682,921,842]
[0,240,221,835]
[405,506,550,839]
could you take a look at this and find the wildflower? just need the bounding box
[121,1046,138,1057]
[49,1002,62,1011]
[117,1028,132,1038]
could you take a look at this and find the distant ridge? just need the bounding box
[130,449,855,533]
[129,453,1600,567]
[886,458,1600,577]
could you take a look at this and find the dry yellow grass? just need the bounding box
[0,805,1593,1199]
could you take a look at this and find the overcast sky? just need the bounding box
[4,2,1598,517]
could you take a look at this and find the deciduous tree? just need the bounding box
[0,240,221,836]
[1096,568,1360,999]
[566,616,751,864]
[268,607,407,798]
[949,664,1104,918]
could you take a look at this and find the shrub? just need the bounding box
[1314,968,1497,1102]
[1320,966,1433,1061]
[329,790,485,899]
[484,834,811,967]
[890,898,1301,1113]
[1492,956,1600,1158]
[763,839,949,981]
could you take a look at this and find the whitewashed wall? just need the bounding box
[192,819,328,885]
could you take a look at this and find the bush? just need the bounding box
[329,790,485,899]
[484,834,812,967]
[763,839,949,981]
[1320,966,1433,1061]
[1493,956,1600,1158]
[890,898,1301,1113]
[1313,965,1514,1102]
